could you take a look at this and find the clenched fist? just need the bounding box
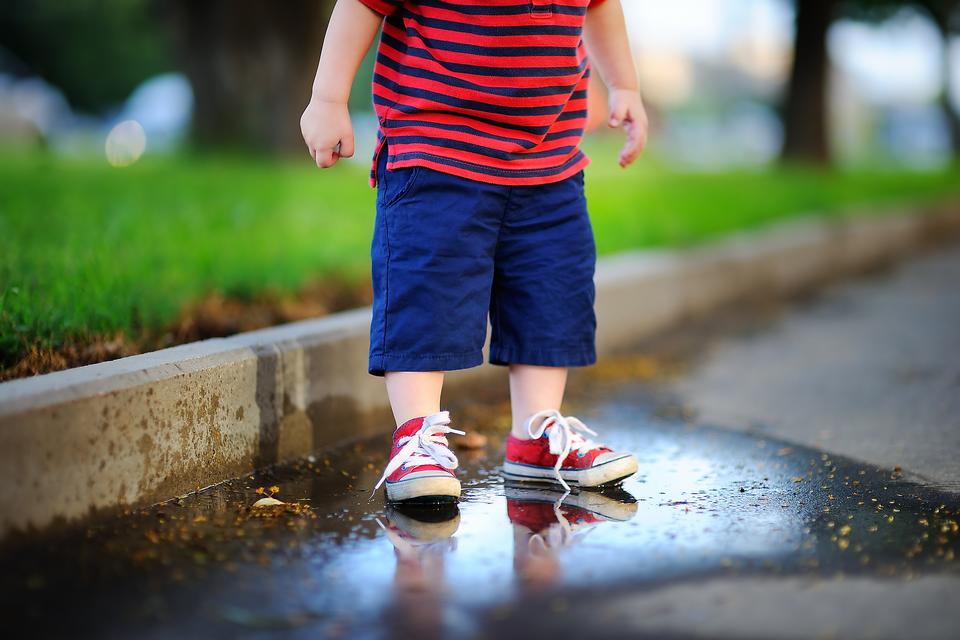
[300,98,355,169]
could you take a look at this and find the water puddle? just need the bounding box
[2,376,957,638]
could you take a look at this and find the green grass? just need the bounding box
[1,137,958,367]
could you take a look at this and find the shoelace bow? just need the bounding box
[526,409,605,492]
[372,411,464,498]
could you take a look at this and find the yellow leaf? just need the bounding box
[253,497,284,508]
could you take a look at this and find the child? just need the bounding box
[301,0,648,503]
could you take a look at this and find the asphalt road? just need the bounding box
[674,243,960,493]
[2,243,958,639]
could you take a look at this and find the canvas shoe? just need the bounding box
[502,409,638,491]
[373,411,464,503]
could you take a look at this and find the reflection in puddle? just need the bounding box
[505,485,638,592]
[374,485,640,638]
[1,396,958,638]
[377,505,460,640]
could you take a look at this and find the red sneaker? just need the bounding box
[502,410,638,490]
[373,411,464,503]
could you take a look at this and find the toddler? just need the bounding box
[301,0,649,502]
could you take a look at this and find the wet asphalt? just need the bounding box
[2,245,959,640]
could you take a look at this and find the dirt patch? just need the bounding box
[166,278,371,343]
[0,278,372,383]
[1,332,140,382]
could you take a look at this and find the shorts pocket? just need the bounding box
[378,165,422,208]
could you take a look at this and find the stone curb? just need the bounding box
[1,203,958,537]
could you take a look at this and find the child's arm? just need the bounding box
[300,0,385,168]
[583,0,649,168]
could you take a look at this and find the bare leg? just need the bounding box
[509,365,568,440]
[384,371,445,427]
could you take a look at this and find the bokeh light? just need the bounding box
[104,119,146,167]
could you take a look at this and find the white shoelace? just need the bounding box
[372,411,464,497]
[525,409,605,492]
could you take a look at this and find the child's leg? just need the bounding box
[367,142,510,502]
[385,371,444,427]
[375,370,460,503]
[493,173,638,488]
[508,365,567,440]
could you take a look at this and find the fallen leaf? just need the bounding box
[253,497,285,508]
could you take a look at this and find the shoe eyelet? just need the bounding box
[576,451,587,458]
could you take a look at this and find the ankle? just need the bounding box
[510,424,532,440]
[395,414,424,431]
[395,407,448,429]
[395,410,450,432]
[510,409,562,440]
[510,409,558,440]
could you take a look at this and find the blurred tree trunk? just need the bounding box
[924,2,960,154]
[781,0,838,164]
[165,0,334,153]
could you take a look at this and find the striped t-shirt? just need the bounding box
[358,0,607,186]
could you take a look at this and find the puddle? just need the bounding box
[2,374,958,639]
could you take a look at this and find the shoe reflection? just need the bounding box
[377,504,460,640]
[506,484,638,591]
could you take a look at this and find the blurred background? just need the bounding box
[1,0,958,380]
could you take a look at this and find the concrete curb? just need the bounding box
[1,202,958,536]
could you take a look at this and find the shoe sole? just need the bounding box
[501,454,638,488]
[385,474,461,503]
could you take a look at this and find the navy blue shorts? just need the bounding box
[369,145,597,376]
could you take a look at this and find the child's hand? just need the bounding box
[607,89,648,168]
[300,98,355,168]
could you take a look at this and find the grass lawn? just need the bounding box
[2,136,959,372]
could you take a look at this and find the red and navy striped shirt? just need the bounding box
[358,0,607,186]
